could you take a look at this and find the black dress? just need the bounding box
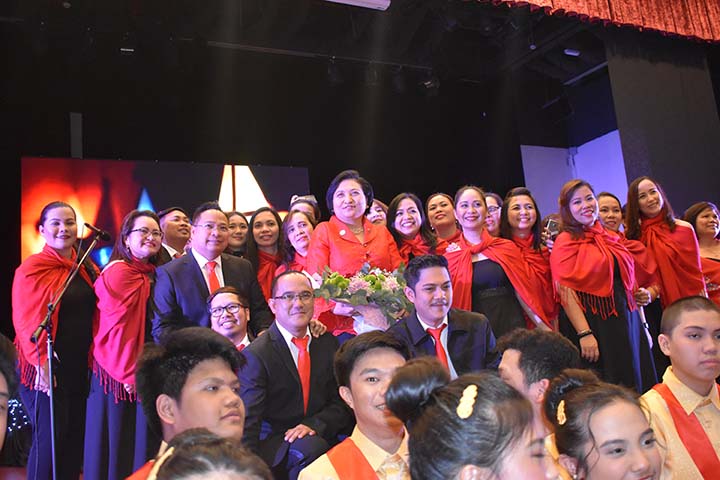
[559,259,658,393]
[471,259,526,339]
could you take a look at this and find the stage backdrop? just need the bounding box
[21,156,310,265]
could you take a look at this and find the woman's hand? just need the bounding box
[34,363,52,394]
[309,319,327,338]
[634,287,651,307]
[579,334,600,362]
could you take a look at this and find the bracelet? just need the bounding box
[577,329,593,339]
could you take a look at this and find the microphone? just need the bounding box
[84,222,111,241]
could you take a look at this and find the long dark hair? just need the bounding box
[625,176,676,240]
[499,187,542,250]
[110,210,161,265]
[558,179,595,240]
[278,209,314,267]
[387,193,438,252]
[245,207,283,272]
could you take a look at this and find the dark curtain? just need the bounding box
[483,0,720,42]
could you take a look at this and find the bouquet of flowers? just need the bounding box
[314,263,412,332]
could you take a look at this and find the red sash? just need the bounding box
[326,438,379,480]
[652,382,720,477]
[257,250,281,300]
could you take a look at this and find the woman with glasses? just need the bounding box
[245,207,284,301]
[84,210,163,480]
[12,201,100,480]
[445,186,550,338]
[499,187,558,328]
[485,192,503,237]
[226,211,250,258]
[387,192,447,264]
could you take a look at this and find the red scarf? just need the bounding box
[617,231,659,289]
[12,244,98,387]
[444,229,463,244]
[92,258,155,401]
[701,256,720,307]
[397,234,448,264]
[326,438,379,479]
[513,235,558,327]
[257,250,281,300]
[275,252,307,276]
[652,383,720,477]
[640,216,706,308]
[444,230,547,324]
[551,222,636,319]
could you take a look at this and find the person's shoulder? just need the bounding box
[449,308,489,326]
[298,452,336,480]
[674,219,694,230]
[312,332,340,351]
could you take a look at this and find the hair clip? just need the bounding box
[456,384,478,419]
[557,400,567,426]
[147,446,175,480]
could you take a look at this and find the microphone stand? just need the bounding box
[30,231,104,480]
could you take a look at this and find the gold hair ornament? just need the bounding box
[456,384,478,419]
[557,400,567,426]
[147,446,175,480]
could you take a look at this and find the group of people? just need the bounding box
[8,168,720,479]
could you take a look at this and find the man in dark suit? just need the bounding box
[239,271,353,480]
[150,202,273,342]
[156,206,191,265]
[387,254,498,377]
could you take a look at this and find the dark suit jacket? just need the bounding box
[387,308,498,374]
[239,322,353,465]
[150,252,273,342]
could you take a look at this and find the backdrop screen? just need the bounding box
[21,157,311,266]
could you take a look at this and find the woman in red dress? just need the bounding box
[684,201,720,306]
[276,209,315,275]
[306,170,401,338]
[245,207,283,300]
[625,176,706,307]
[386,192,447,264]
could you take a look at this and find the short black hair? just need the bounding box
[270,270,311,298]
[207,286,249,309]
[334,331,410,388]
[325,170,374,215]
[403,254,449,290]
[661,295,720,335]
[496,328,580,387]
[135,327,243,437]
[192,202,228,225]
[157,206,190,221]
[0,334,18,397]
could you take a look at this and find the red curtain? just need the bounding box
[481,0,720,42]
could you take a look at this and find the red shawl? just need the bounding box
[444,230,548,324]
[257,250,281,300]
[551,221,636,319]
[617,231,659,289]
[92,259,155,401]
[397,234,448,264]
[513,235,558,326]
[701,256,720,307]
[640,216,706,308]
[275,252,307,276]
[12,244,98,387]
[444,229,463,245]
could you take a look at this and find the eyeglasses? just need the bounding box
[209,303,248,317]
[486,206,501,214]
[129,228,164,239]
[272,291,314,303]
[196,223,230,233]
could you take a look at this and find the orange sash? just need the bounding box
[326,438,379,480]
[652,383,720,478]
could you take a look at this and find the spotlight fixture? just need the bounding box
[419,71,440,96]
[327,58,344,86]
[365,63,380,87]
[563,48,581,57]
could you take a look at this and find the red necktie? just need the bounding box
[291,336,311,413]
[205,261,220,293]
[173,252,182,259]
[426,325,449,370]
[236,344,245,352]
